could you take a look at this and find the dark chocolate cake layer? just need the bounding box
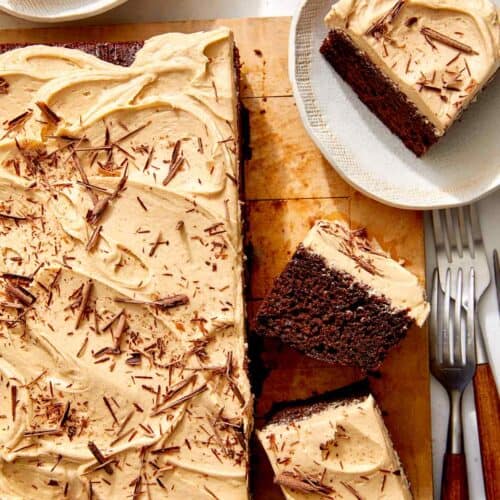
[320,30,439,157]
[265,379,370,427]
[0,41,144,66]
[255,245,414,370]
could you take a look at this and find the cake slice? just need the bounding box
[255,220,429,370]
[257,382,412,499]
[320,0,500,156]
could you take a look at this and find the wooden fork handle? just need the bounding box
[442,452,468,500]
[473,363,500,500]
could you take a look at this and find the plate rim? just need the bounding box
[0,0,127,23]
[288,0,500,211]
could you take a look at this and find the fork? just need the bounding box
[432,205,500,500]
[430,267,475,500]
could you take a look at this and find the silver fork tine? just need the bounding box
[466,268,476,366]
[443,268,452,366]
[467,204,481,258]
[432,210,451,263]
[430,269,440,366]
[445,209,457,258]
[454,268,463,365]
[456,207,467,258]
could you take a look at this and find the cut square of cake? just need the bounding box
[255,220,429,370]
[257,382,412,499]
[0,29,251,499]
[320,0,500,156]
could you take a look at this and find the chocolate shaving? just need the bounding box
[341,481,363,500]
[59,401,71,427]
[101,309,124,332]
[154,384,207,413]
[36,101,61,125]
[5,283,35,306]
[136,196,148,211]
[225,352,245,406]
[0,212,27,221]
[24,428,63,437]
[86,196,111,225]
[86,225,102,252]
[103,396,119,424]
[11,385,17,420]
[111,165,128,199]
[366,0,405,38]
[132,476,142,500]
[6,110,32,130]
[421,27,478,54]
[148,232,162,257]
[115,409,134,436]
[1,272,33,282]
[76,337,89,358]
[275,471,333,496]
[163,150,184,186]
[75,281,92,329]
[88,441,113,475]
[150,446,180,455]
[114,294,189,310]
[126,352,141,366]
[115,121,151,144]
[72,153,98,205]
[143,145,154,172]
[112,314,127,350]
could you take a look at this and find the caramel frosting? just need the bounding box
[325,0,500,133]
[0,29,251,499]
[257,394,411,500]
[302,221,429,325]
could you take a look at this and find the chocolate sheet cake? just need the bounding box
[257,382,412,499]
[255,220,429,370]
[320,0,500,156]
[0,29,251,499]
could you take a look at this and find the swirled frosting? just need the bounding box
[257,394,411,499]
[303,221,429,325]
[325,0,500,133]
[0,28,251,499]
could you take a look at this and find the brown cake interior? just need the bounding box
[320,30,440,157]
[255,245,414,370]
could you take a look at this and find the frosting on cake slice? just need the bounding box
[256,220,429,370]
[257,385,412,499]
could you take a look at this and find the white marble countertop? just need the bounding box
[0,1,498,498]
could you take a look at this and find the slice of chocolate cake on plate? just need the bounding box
[255,220,429,370]
[257,381,412,499]
[320,0,500,156]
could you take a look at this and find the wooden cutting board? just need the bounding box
[0,17,433,499]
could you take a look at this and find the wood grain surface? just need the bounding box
[0,17,433,499]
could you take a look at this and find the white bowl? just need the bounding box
[0,0,128,23]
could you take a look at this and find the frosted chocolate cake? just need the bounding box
[257,383,412,499]
[255,220,429,370]
[0,29,251,499]
[320,0,500,156]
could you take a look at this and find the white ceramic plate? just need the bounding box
[289,0,500,210]
[0,0,127,23]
